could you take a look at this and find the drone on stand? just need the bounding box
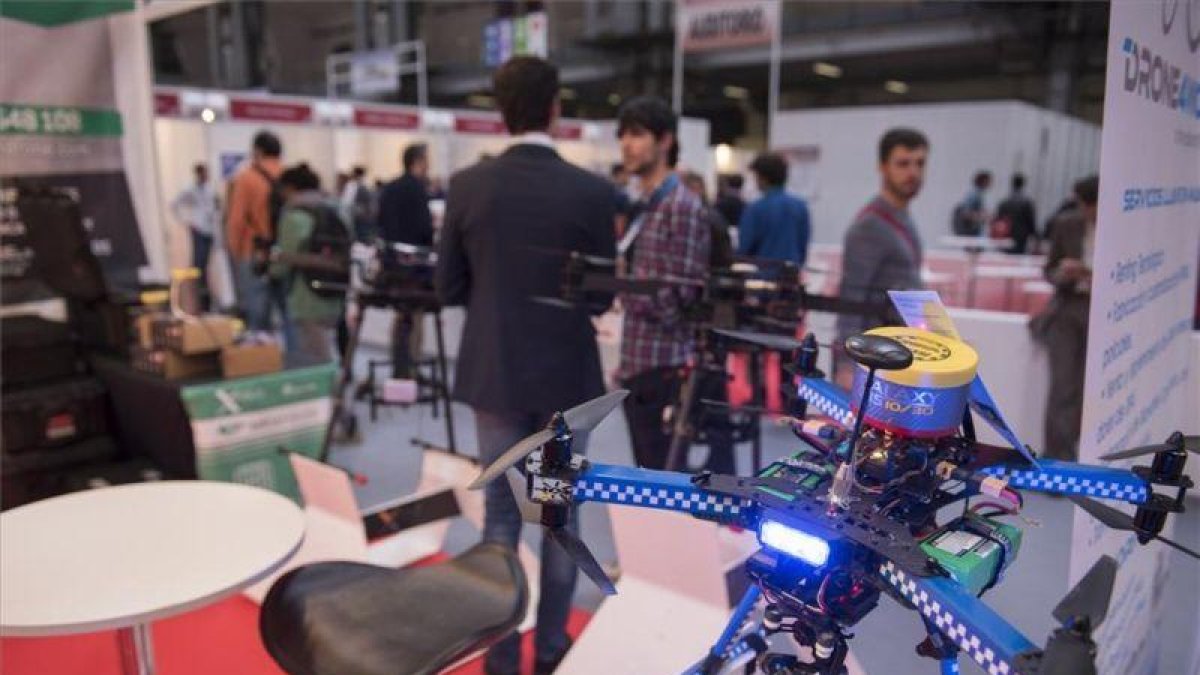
[534,250,888,473]
[471,292,1198,675]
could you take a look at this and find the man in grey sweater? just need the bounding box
[835,128,929,385]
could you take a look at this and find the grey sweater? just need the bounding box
[836,195,924,341]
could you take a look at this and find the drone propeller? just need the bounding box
[503,467,617,595]
[1098,433,1198,461]
[469,390,629,489]
[1038,555,1117,675]
[1069,496,1200,560]
[711,328,805,353]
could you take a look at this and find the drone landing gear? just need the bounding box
[757,627,851,675]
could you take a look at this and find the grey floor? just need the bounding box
[330,346,1199,675]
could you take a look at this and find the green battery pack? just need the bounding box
[919,514,1023,596]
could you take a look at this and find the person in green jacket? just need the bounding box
[270,163,347,361]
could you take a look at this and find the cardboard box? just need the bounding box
[131,347,220,380]
[152,315,237,354]
[221,342,284,379]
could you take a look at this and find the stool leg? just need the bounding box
[118,623,155,675]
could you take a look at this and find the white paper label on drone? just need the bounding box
[934,530,981,556]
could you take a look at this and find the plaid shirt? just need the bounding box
[618,179,711,380]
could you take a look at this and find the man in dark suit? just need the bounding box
[435,56,616,675]
[377,143,433,247]
[1032,175,1097,461]
[377,144,434,378]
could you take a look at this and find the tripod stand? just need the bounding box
[319,275,456,462]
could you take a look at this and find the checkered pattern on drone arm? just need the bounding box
[978,458,1150,505]
[571,463,755,526]
[877,560,1039,675]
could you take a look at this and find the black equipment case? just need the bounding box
[1,315,84,390]
[1,377,110,455]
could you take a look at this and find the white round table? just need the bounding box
[0,481,305,675]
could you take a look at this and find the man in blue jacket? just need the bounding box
[738,152,811,266]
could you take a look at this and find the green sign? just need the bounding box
[0,104,123,137]
[0,1,133,27]
[180,363,336,503]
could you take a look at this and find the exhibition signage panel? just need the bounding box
[0,12,149,290]
[180,363,336,503]
[153,91,181,117]
[353,106,421,130]
[229,98,313,124]
[349,49,400,98]
[454,115,507,135]
[1074,3,1200,675]
[483,11,548,67]
[553,123,584,141]
[679,0,779,53]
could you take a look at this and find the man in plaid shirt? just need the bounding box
[615,97,711,469]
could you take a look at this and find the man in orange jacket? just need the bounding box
[225,131,289,339]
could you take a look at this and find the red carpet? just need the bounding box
[2,557,591,675]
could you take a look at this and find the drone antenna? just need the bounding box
[827,334,913,510]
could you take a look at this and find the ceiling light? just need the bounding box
[723,85,748,100]
[199,108,216,124]
[714,143,734,172]
[884,80,909,95]
[813,62,842,79]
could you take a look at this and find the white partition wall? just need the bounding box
[771,101,1101,247]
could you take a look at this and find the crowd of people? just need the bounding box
[167,54,1101,675]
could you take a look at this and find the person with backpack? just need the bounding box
[268,164,351,361]
[951,170,992,236]
[226,131,291,343]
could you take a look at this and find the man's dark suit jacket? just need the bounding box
[436,143,617,415]
[377,173,433,245]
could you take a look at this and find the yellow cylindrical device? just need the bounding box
[849,327,979,438]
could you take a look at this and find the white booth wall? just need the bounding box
[770,100,1101,247]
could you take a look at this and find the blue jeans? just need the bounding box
[232,259,296,349]
[190,229,213,276]
[474,409,586,673]
[233,258,270,330]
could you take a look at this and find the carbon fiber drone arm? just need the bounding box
[979,459,1150,505]
[571,463,756,526]
[877,559,1041,675]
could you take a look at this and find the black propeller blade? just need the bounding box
[1069,496,1200,561]
[502,470,616,595]
[1099,433,1198,461]
[469,390,629,489]
[545,527,617,596]
[1040,629,1098,675]
[1052,555,1116,629]
[711,328,805,353]
[1039,555,1117,675]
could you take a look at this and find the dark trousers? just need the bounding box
[1042,295,1089,460]
[621,366,681,470]
[620,366,735,473]
[190,229,213,274]
[390,310,424,379]
[190,229,214,309]
[474,409,584,672]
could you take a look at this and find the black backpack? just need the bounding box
[294,205,351,299]
[254,165,286,237]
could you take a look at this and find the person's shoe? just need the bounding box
[534,638,574,675]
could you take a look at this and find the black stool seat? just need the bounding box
[260,542,528,675]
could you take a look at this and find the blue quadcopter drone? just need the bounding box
[470,294,1198,675]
